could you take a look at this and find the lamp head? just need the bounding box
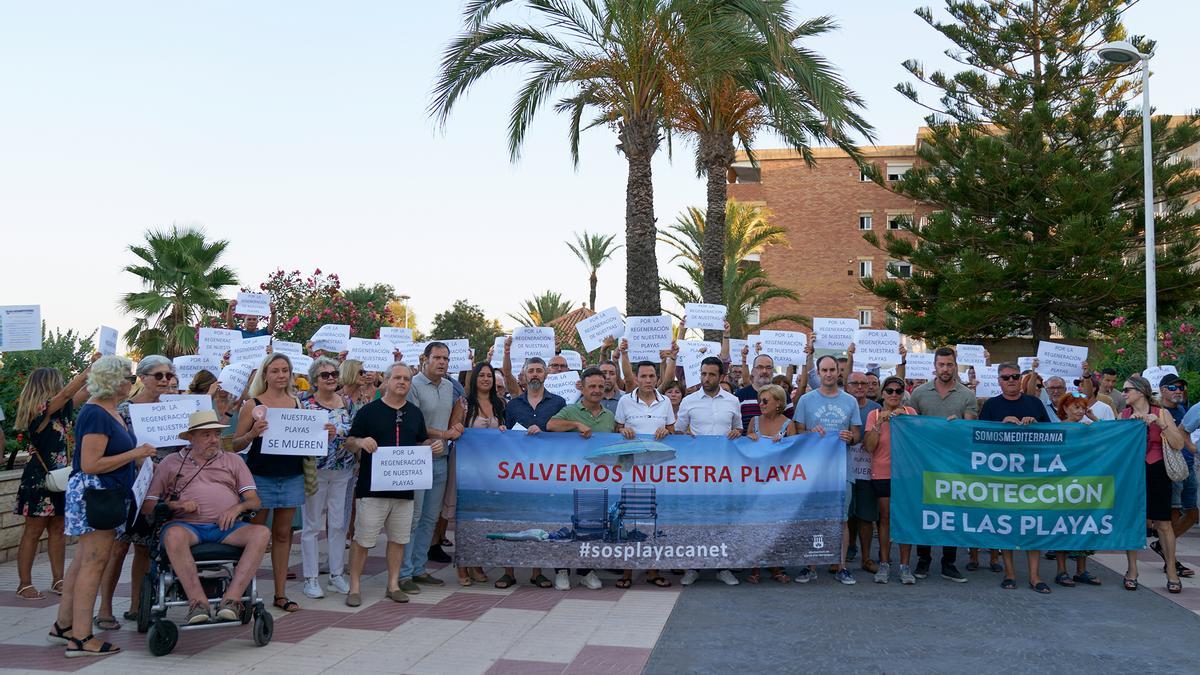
[1098,40,1144,64]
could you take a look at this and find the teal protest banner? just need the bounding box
[891,417,1146,551]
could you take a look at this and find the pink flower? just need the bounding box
[314,268,322,275]
[1163,338,1174,348]
[1111,316,1127,327]
[1116,348,1126,355]
[1180,322,1194,334]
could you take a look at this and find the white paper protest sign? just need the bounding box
[728,339,748,363]
[0,305,42,352]
[235,292,271,317]
[850,446,873,481]
[489,336,507,369]
[231,335,271,364]
[975,365,1001,398]
[1017,357,1037,373]
[684,303,727,332]
[1143,365,1179,390]
[371,446,432,492]
[261,408,327,456]
[904,352,936,380]
[545,370,581,404]
[853,329,901,365]
[217,362,255,397]
[172,355,221,392]
[131,460,155,512]
[955,344,987,369]
[310,324,351,353]
[1035,342,1088,382]
[272,340,303,358]
[760,330,807,367]
[560,350,583,371]
[575,307,625,352]
[438,338,473,373]
[198,327,241,358]
[348,337,396,372]
[512,326,556,362]
[626,316,673,362]
[129,399,203,447]
[678,340,721,385]
[161,394,213,410]
[813,318,859,351]
[290,354,313,377]
[98,326,118,356]
[379,327,414,347]
[403,343,426,367]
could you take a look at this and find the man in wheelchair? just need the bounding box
[141,410,269,625]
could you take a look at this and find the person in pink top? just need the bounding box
[864,376,917,585]
[142,410,269,625]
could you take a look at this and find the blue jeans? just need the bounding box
[400,455,449,580]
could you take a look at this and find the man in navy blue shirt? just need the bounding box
[504,357,566,432]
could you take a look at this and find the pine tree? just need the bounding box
[863,0,1200,344]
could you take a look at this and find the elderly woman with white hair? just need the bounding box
[49,355,155,658]
[299,356,355,599]
[95,354,181,631]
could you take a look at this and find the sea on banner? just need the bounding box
[890,416,1147,551]
[454,429,847,569]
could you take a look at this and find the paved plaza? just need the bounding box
[1,530,1198,674]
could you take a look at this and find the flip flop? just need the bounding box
[16,585,44,600]
[647,575,672,587]
[92,616,120,631]
[1029,582,1052,594]
[745,573,761,584]
[50,580,64,595]
[1000,578,1016,590]
[529,574,553,589]
[273,596,301,612]
[615,578,632,589]
[494,574,516,589]
[1053,573,1076,588]
[1073,571,1102,586]
[122,610,138,621]
[458,576,473,587]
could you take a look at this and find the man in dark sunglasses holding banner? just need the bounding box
[1158,373,1197,577]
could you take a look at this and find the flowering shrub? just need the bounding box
[250,269,394,344]
[1095,311,1200,403]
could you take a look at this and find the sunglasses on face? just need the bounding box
[883,387,905,395]
[999,374,1022,381]
[1122,387,1136,393]
[124,375,138,384]
[147,372,173,381]
[317,371,339,380]
[1069,392,1088,399]
[1165,385,1184,392]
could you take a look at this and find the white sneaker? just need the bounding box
[302,577,325,599]
[874,562,890,584]
[327,574,351,595]
[716,570,739,586]
[580,571,603,590]
[681,569,700,586]
[555,570,571,591]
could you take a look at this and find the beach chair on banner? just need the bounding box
[572,488,609,541]
[617,484,657,541]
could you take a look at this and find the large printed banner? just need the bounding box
[455,429,847,569]
[891,417,1146,551]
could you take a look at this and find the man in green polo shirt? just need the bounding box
[548,366,614,591]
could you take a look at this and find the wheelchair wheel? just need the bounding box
[137,575,154,633]
[252,609,273,646]
[240,601,254,625]
[147,619,179,657]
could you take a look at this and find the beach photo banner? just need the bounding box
[455,429,847,569]
[890,416,1147,551]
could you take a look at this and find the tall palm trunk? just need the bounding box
[700,131,737,342]
[620,114,662,317]
[588,271,598,311]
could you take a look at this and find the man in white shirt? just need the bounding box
[613,360,676,589]
[675,356,741,586]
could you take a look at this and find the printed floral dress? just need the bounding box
[14,400,73,518]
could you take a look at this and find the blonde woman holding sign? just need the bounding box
[232,353,309,612]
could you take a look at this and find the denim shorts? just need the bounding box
[252,473,305,509]
[1171,461,1197,510]
[162,520,247,544]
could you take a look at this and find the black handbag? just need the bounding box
[83,487,129,530]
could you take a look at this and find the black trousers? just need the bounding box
[917,545,957,565]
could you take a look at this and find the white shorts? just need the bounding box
[353,497,414,548]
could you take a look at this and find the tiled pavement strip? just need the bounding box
[2,530,1200,674]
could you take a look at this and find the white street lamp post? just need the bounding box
[398,294,411,330]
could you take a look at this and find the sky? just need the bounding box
[1,1,1195,346]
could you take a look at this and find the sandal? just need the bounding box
[529,574,553,589]
[989,563,1004,573]
[92,615,121,631]
[47,622,72,646]
[1168,580,1183,594]
[16,584,44,600]
[1029,582,1052,594]
[50,579,64,595]
[745,572,761,584]
[469,569,488,583]
[769,568,790,584]
[1123,577,1138,591]
[1073,571,1102,586]
[1177,562,1195,578]
[1000,578,1016,590]
[65,634,121,658]
[458,576,473,587]
[647,575,672,588]
[964,561,979,572]
[440,538,453,547]
[273,596,301,612]
[1053,573,1076,588]
[615,578,632,589]
[494,574,516,589]
[122,610,138,622]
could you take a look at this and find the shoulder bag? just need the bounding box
[1159,408,1189,482]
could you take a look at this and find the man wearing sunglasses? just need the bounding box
[1159,374,1197,577]
[845,372,882,575]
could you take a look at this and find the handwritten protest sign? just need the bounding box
[560,350,583,370]
[272,340,303,358]
[955,344,987,369]
[348,337,397,372]
[512,326,556,362]
[975,365,1001,398]
[813,318,858,351]
[310,324,351,353]
[575,307,624,352]
[728,339,748,363]
[198,327,241,359]
[379,327,414,347]
[1143,365,1179,390]
[403,343,426,367]
[290,353,313,376]
[439,338,473,373]
[172,355,221,392]
[371,446,432,491]
[678,340,721,385]
[626,316,673,362]
[98,326,118,356]
[850,446,872,481]
[545,370,581,404]
[760,330,807,367]
[218,362,255,397]
[129,399,203,447]
[0,305,42,352]
[853,329,901,365]
[231,335,271,364]
[684,303,727,332]
[235,292,271,317]
[1035,342,1088,382]
[261,409,327,456]
[489,336,507,370]
[131,460,155,511]
[904,352,936,380]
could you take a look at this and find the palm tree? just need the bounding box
[566,231,622,311]
[120,225,238,357]
[509,291,575,327]
[659,201,805,338]
[670,6,873,340]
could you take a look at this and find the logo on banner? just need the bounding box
[812,534,825,550]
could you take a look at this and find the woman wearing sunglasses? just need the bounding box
[864,376,917,584]
[1050,393,1102,587]
[745,384,794,584]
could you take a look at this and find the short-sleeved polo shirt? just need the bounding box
[614,390,675,435]
[551,402,616,433]
[908,380,979,419]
